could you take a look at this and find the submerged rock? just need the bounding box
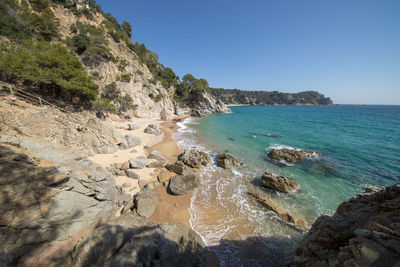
[247,192,308,231]
[169,174,201,195]
[268,148,321,163]
[179,149,211,168]
[261,171,300,194]
[285,184,400,266]
[134,190,159,218]
[216,153,244,169]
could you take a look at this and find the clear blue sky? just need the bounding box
[97,0,400,104]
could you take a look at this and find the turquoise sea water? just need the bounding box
[175,105,400,266]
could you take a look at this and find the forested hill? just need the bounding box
[210,88,333,105]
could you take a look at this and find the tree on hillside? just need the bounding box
[122,21,132,38]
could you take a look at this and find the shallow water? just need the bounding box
[173,105,400,266]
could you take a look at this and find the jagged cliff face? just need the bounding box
[285,185,400,266]
[51,3,227,119]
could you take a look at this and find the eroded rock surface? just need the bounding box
[268,148,321,163]
[261,171,300,194]
[144,124,162,136]
[63,215,205,267]
[0,145,126,266]
[217,153,244,169]
[169,174,201,195]
[134,190,159,218]
[179,149,211,168]
[247,192,308,231]
[285,184,400,266]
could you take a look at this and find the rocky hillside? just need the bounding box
[285,185,400,266]
[0,0,229,118]
[211,88,333,105]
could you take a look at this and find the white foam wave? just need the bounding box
[267,144,300,151]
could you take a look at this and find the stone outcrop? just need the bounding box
[178,149,211,168]
[124,134,141,148]
[134,190,159,218]
[261,171,300,194]
[63,215,205,266]
[128,156,148,169]
[217,153,244,169]
[188,90,230,117]
[285,184,400,266]
[127,123,140,130]
[144,124,162,136]
[169,173,201,195]
[268,148,321,163]
[0,145,127,266]
[166,161,196,176]
[247,192,308,231]
[147,150,166,161]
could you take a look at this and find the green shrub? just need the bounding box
[148,78,157,85]
[136,70,143,75]
[0,1,31,40]
[154,93,163,102]
[0,40,98,101]
[101,82,120,101]
[118,74,131,82]
[82,45,114,66]
[117,95,136,112]
[29,0,51,12]
[91,71,103,80]
[122,21,132,38]
[93,98,116,114]
[118,58,128,70]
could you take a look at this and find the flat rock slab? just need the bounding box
[147,150,166,161]
[129,157,147,169]
[247,192,308,231]
[134,190,159,218]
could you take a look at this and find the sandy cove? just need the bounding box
[89,116,193,228]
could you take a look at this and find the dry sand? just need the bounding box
[89,116,194,228]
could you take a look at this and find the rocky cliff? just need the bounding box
[285,185,400,266]
[0,0,229,119]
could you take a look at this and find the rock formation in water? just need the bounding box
[217,153,244,169]
[247,192,309,231]
[285,184,400,266]
[268,148,321,163]
[261,171,300,194]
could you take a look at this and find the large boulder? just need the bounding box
[63,215,205,266]
[247,192,308,231]
[261,171,300,194]
[169,174,201,195]
[268,148,321,163]
[166,161,196,176]
[0,146,127,266]
[144,124,162,136]
[216,154,244,169]
[179,149,211,168]
[124,134,141,148]
[285,184,400,266]
[127,123,140,130]
[134,190,159,218]
[129,157,148,169]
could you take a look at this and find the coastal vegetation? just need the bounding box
[211,88,333,105]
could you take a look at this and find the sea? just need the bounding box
[173,105,400,266]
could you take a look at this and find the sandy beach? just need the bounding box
[89,116,193,228]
